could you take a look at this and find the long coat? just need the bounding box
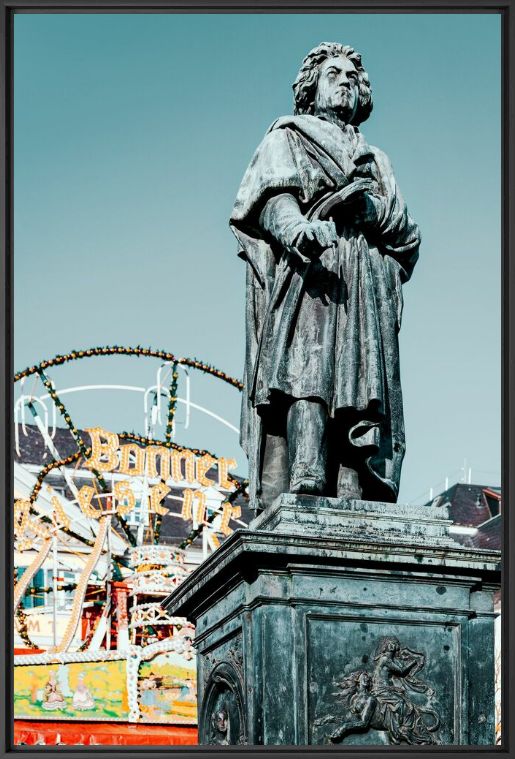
[230,114,420,506]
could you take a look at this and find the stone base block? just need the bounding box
[251,493,459,547]
[164,495,500,746]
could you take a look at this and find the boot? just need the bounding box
[287,399,328,495]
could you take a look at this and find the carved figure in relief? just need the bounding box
[202,660,247,745]
[231,43,420,511]
[319,636,440,745]
[210,705,230,745]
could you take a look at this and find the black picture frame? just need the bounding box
[1,1,512,757]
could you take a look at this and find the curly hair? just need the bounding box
[337,669,371,697]
[374,635,401,659]
[292,42,373,126]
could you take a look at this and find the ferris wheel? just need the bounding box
[13,345,249,654]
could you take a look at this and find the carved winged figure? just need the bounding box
[325,636,440,745]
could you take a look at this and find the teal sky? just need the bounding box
[14,13,501,504]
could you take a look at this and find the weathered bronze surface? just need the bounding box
[230,43,420,510]
[163,44,500,748]
[164,495,500,745]
[315,635,440,745]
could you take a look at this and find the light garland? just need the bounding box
[37,370,83,442]
[38,370,98,477]
[29,449,86,505]
[16,350,248,558]
[165,361,179,443]
[14,345,243,390]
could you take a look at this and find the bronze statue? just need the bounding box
[230,43,420,511]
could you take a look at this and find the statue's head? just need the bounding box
[375,636,401,658]
[212,706,229,734]
[358,671,372,690]
[293,42,373,126]
[340,668,371,694]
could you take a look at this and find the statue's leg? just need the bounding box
[287,399,328,495]
[260,431,289,509]
[329,722,353,742]
[259,397,290,510]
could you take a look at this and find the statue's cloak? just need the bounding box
[230,114,420,506]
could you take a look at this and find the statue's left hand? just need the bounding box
[294,220,338,258]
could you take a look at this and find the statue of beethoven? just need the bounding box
[230,43,420,512]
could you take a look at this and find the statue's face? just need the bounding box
[314,55,359,122]
[215,710,228,732]
[359,672,371,689]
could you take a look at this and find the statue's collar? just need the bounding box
[268,114,359,141]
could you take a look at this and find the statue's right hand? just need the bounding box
[293,220,338,259]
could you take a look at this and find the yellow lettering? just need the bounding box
[181,488,206,523]
[231,504,242,520]
[219,502,233,536]
[181,489,193,520]
[114,480,136,516]
[194,491,207,524]
[77,484,102,518]
[14,499,30,535]
[31,521,51,539]
[51,496,70,530]
[149,482,170,515]
[14,500,51,540]
[145,446,171,481]
[171,450,196,483]
[85,427,119,472]
[196,455,217,487]
[206,531,221,550]
[118,443,145,476]
[217,458,237,490]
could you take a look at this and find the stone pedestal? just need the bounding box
[163,495,500,746]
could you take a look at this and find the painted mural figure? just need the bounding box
[326,636,440,745]
[41,671,66,711]
[71,672,95,711]
[231,43,420,511]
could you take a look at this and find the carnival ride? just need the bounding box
[13,346,249,726]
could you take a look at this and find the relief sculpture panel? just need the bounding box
[198,633,247,745]
[308,619,457,745]
[315,636,440,744]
